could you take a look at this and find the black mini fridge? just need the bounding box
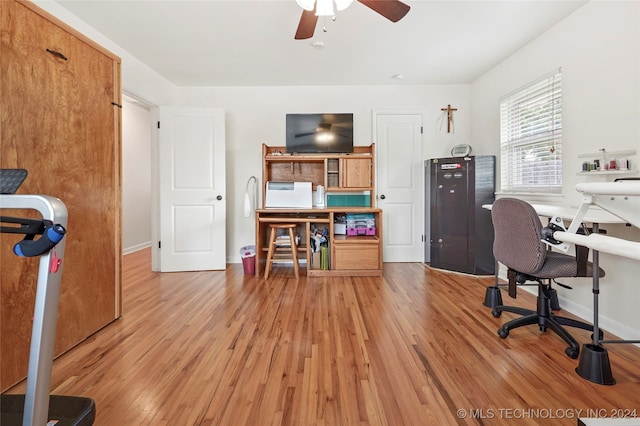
[427,155,495,275]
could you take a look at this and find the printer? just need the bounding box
[265,181,313,209]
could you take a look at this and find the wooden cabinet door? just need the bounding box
[333,242,380,270]
[0,0,122,389]
[341,158,371,189]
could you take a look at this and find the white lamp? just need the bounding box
[244,176,258,218]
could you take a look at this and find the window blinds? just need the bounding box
[500,68,562,193]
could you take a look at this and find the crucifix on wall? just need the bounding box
[440,104,458,133]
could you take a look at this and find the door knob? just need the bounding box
[380,194,386,199]
[216,195,223,201]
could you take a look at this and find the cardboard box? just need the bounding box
[311,252,321,269]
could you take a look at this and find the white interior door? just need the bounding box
[375,112,423,262]
[158,107,226,271]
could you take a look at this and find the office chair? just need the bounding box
[489,198,605,359]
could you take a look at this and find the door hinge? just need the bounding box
[157,121,161,129]
[420,126,423,134]
[158,241,161,249]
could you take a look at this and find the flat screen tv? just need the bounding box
[286,113,354,153]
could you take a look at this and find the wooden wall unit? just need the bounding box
[257,144,382,277]
[1,0,122,389]
[261,143,375,202]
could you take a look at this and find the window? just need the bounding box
[500,68,562,193]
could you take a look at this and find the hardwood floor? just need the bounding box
[6,248,640,425]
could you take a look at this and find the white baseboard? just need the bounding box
[123,241,151,255]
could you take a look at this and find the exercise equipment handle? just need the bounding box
[14,223,66,257]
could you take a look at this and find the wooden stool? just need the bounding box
[264,223,300,279]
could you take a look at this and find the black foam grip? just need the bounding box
[14,223,66,257]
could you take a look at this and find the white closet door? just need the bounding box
[158,107,226,271]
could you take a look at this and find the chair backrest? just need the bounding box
[491,198,547,275]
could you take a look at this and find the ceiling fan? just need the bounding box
[295,0,411,40]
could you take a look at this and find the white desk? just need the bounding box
[482,202,634,258]
[488,184,640,384]
[482,202,626,224]
[528,204,626,225]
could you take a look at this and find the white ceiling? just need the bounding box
[56,0,587,87]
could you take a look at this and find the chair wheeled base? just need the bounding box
[492,281,601,359]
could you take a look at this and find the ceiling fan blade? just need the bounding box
[357,0,410,22]
[295,8,318,40]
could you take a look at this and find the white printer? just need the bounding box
[265,181,313,209]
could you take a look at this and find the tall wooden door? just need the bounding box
[158,107,226,272]
[375,112,423,262]
[0,0,121,389]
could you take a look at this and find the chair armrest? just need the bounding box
[575,245,588,277]
[507,269,517,298]
[574,227,606,277]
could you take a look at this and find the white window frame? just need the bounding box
[499,68,563,194]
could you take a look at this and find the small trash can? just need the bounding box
[239,245,256,275]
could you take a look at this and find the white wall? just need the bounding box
[470,1,640,340]
[39,0,639,340]
[176,84,473,263]
[122,98,152,253]
[34,0,177,105]
[35,0,474,264]
[35,1,171,257]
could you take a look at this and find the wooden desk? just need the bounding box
[255,207,383,277]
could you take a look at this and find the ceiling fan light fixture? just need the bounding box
[334,0,355,11]
[294,0,410,40]
[296,0,315,11]
[315,0,334,16]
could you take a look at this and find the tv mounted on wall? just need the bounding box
[286,113,354,153]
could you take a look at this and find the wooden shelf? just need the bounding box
[264,155,325,162]
[333,235,379,244]
[262,143,375,207]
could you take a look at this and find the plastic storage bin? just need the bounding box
[239,245,256,275]
[346,227,376,236]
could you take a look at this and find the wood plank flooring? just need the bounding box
[5,248,640,425]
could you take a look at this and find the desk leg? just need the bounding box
[483,260,503,309]
[575,222,616,385]
[592,223,601,347]
[255,212,261,277]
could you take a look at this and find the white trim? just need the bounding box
[499,66,562,102]
[123,241,151,255]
